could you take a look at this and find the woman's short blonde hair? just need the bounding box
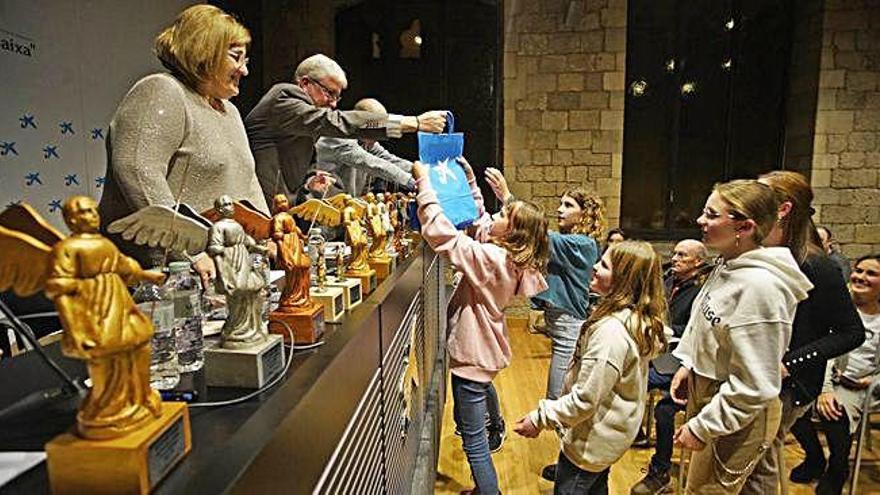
[154,4,250,90]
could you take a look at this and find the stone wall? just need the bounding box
[503,0,626,228]
[811,1,880,258]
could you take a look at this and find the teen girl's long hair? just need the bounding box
[561,187,606,240]
[583,241,668,358]
[492,200,550,272]
[758,170,822,263]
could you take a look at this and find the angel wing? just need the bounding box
[325,193,348,211]
[290,199,343,227]
[201,201,271,240]
[346,197,368,221]
[0,204,62,296]
[107,204,210,254]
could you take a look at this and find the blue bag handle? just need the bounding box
[444,112,455,134]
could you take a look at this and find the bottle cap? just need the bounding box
[169,261,190,273]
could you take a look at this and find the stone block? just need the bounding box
[836,91,866,110]
[573,149,612,165]
[831,169,877,188]
[812,169,832,188]
[816,110,854,133]
[542,111,569,130]
[855,224,880,243]
[834,31,856,50]
[566,166,589,182]
[558,73,584,91]
[821,204,873,223]
[517,165,544,182]
[532,149,552,165]
[827,134,849,153]
[842,243,873,259]
[600,110,624,130]
[545,167,566,181]
[817,88,837,110]
[552,149,574,165]
[585,73,604,90]
[826,11,869,30]
[557,131,592,149]
[580,30,605,52]
[847,188,880,206]
[527,73,557,94]
[603,71,626,91]
[588,53,617,72]
[569,110,601,130]
[600,8,627,28]
[848,133,877,152]
[539,55,567,73]
[591,130,623,153]
[548,91,582,110]
[610,93,625,110]
[605,28,626,52]
[855,110,880,130]
[836,51,870,71]
[813,187,840,207]
[846,71,877,91]
[509,181,532,200]
[515,94,548,111]
[596,177,621,196]
[533,182,557,196]
[527,130,558,149]
[581,92,610,109]
[589,165,612,179]
[520,34,549,55]
[516,110,542,128]
[611,153,623,178]
[819,70,845,88]
[566,53,589,71]
[551,33,583,54]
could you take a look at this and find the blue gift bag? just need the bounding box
[410,113,478,230]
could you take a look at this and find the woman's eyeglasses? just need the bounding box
[227,50,249,69]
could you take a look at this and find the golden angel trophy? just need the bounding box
[0,197,191,495]
[365,192,393,282]
[107,196,285,388]
[291,194,372,306]
[265,194,326,344]
[377,192,399,271]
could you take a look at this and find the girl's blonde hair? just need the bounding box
[713,180,780,245]
[154,4,251,91]
[758,170,820,263]
[561,187,606,239]
[492,200,550,272]
[583,241,668,358]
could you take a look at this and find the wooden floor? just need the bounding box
[435,323,880,494]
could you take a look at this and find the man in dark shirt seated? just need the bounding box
[632,239,711,495]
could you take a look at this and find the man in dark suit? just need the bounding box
[245,53,446,207]
[632,239,711,495]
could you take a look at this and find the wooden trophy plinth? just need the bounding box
[204,334,285,388]
[327,276,362,310]
[368,258,392,282]
[346,269,377,296]
[46,402,191,495]
[309,285,345,323]
[269,304,325,344]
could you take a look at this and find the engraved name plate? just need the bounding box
[148,416,186,488]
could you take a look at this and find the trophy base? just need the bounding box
[327,277,362,310]
[309,285,345,323]
[346,268,377,295]
[46,402,191,495]
[269,304,325,344]
[204,334,285,388]
[368,258,392,282]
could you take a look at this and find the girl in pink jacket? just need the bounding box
[413,159,549,495]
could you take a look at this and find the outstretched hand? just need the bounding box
[416,111,447,133]
[513,414,540,438]
[485,167,512,203]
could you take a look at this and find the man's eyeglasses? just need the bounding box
[227,50,249,69]
[307,77,341,103]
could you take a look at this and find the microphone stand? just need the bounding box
[0,298,86,422]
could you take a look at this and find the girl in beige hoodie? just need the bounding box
[515,241,668,494]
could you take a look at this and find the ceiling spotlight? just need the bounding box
[414,35,423,46]
[721,59,732,70]
[681,81,697,96]
[629,80,648,97]
[725,18,735,31]
[665,59,676,72]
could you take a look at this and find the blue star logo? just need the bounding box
[64,174,80,186]
[19,114,37,129]
[43,145,59,159]
[95,176,106,187]
[433,159,458,185]
[25,172,43,186]
[91,128,104,140]
[1,141,18,156]
[48,199,62,213]
[60,122,75,135]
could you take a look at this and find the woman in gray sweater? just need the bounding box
[99,5,268,282]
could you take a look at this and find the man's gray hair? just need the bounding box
[294,54,348,88]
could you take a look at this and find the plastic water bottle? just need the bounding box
[166,261,204,372]
[133,274,180,390]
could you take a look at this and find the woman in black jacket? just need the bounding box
[738,171,866,494]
